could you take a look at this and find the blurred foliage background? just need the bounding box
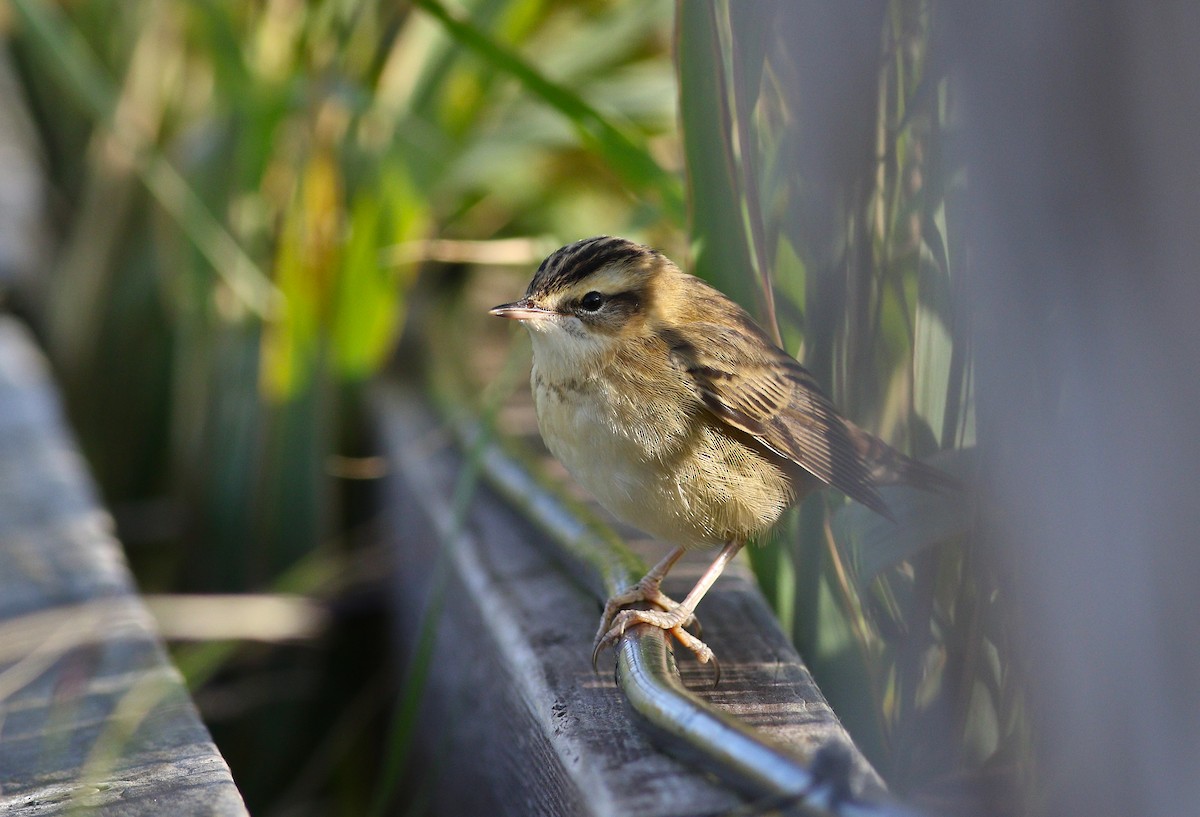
[3,0,1010,814]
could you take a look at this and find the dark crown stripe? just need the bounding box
[556,236,614,281]
[530,236,649,295]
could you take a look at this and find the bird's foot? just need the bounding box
[591,603,718,682]
[593,576,700,648]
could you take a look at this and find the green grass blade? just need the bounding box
[413,0,685,224]
[9,0,280,318]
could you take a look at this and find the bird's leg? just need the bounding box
[593,546,693,648]
[593,540,744,668]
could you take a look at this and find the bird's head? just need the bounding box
[490,236,676,375]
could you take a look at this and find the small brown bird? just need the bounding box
[491,236,953,669]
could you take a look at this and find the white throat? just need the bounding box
[524,318,615,382]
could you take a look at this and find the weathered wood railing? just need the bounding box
[376,383,925,816]
[0,317,248,816]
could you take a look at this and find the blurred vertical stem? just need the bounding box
[718,0,780,344]
[679,2,1000,804]
[674,0,757,314]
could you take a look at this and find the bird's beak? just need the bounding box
[489,299,555,321]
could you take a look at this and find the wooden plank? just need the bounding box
[0,317,248,816]
[376,384,884,816]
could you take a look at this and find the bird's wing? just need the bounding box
[661,321,891,519]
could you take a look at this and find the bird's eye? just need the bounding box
[579,291,605,312]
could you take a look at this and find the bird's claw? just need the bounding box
[593,579,700,648]
[591,606,720,686]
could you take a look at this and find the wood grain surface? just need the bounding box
[0,318,247,816]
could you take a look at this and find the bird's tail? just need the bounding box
[846,422,961,494]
